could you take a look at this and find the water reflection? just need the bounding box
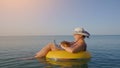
[37,58,90,68]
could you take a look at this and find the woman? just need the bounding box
[35,27,90,58]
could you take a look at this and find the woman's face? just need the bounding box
[74,34,82,39]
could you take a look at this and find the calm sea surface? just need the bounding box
[0,35,120,68]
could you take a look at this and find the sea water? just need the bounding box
[0,35,120,68]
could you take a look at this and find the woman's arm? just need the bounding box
[61,44,83,53]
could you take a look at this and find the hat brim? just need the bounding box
[73,31,90,37]
[74,33,89,36]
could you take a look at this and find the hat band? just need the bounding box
[74,31,84,33]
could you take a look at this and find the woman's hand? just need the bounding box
[60,44,66,49]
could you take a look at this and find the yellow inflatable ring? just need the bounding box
[46,50,91,60]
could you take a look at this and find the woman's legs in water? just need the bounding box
[35,43,60,58]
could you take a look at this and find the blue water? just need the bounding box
[0,35,120,68]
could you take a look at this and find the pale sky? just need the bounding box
[0,0,120,36]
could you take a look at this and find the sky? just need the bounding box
[0,0,120,36]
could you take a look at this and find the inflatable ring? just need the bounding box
[46,58,90,66]
[46,50,91,60]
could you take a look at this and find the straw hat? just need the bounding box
[73,27,90,38]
